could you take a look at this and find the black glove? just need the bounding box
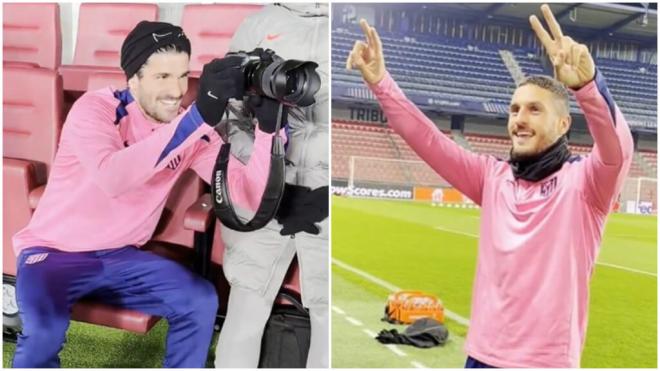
[276,185,329,236]
[196,55,245,126]
[248,47,276,63]
[246,95,287,134]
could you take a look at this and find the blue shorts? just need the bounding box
[12,245,218,368]
[465,355,496,368]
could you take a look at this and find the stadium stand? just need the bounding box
[332,4,656,197]
[513,48,657,129]
[333,28,515,114]
[335,121,655,184]
[335,26,657,128]
[333,121,451,187]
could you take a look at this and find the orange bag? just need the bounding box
[383,290,444,325]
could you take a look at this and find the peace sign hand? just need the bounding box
[346,19,386,85]
[530,4,596,89]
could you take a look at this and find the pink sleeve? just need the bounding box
[367,72,492,205]
[190,127,284,212]
[573,70,634,214]
[66,94,215,198]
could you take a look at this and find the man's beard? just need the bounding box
[141,97,175,123]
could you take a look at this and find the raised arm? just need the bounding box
[346,19,491,204]
[531,4,633,213]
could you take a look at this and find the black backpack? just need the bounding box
[258,290,311,368]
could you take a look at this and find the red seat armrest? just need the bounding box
[184,193,213,232]
[28,185,46,210]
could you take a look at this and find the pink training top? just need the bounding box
[369,71,633,367]
[13,87,275,255]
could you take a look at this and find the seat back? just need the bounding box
[4,66,63,170]
[181,4,262,72]
[86,71,127,91]
[151,170,204,247]
[3,3,61,70]
[73,3,158,67]
[3,66,62,275]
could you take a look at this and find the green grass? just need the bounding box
[3,320,220,367]
[3,321,168,368]
[332,196,657,368]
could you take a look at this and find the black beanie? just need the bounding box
[120,20,191,79]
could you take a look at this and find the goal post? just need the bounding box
[618,177,657,215]
[344,155,468,202]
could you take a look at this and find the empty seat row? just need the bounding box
[3,3,262,73]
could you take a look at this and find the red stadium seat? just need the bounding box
[86,71,127,91]
[74,3,158,67]
[60,3,158,91]
[181,4,262,72]
[3,3,61,70]
[3,66,63,276]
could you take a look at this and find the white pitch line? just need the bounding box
[362,328,378,337]
[345,316,364,327]
[332,306,346,315]
[384,344,407,357]
[356,312,428,365]
[434,226,656,277]
[333,258,470,327]
[362,329,407,358]
[411,360,427,368]
[435,226,478,238]
[596,262,656,277]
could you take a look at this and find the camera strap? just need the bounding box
[212,104,286,231]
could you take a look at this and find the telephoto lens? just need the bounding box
[228,48,321,107]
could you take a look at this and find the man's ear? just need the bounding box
[127,74,139,93]
[559,114,572,136]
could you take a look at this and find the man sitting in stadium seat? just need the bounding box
[347,4,633,368]
[11,21,278,368]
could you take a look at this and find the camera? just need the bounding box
[227,48,321,107]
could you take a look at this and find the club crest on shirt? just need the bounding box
[167,155,182,170]
[540,176,558,198]
[25,253,48,265]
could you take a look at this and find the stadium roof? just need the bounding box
[384,3,657,47]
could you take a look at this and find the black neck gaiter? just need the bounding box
[509,136,571,182]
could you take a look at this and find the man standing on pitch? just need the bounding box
[347,4,633,368]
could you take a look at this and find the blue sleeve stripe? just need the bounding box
[593,68,617,126]
[155,103,205,166]
[567,154,583,163]
[113,88,134,126]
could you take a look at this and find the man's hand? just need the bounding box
[530,4,595,89]
[345,19,386,85]
[245,95,287,134]
[196,56,245,126]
